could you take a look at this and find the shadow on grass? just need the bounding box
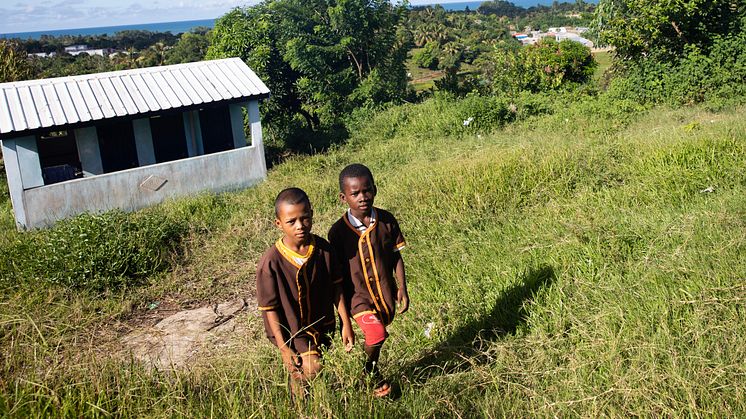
[401,265,555,386]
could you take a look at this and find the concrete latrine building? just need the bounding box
[0,58,270,229]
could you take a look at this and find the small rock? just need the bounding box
[699,186,715,194]
[424,322,435,339]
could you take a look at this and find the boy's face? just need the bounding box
[340,176,376,218]
[275,200,313,246]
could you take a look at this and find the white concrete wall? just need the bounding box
[20,145,267,229]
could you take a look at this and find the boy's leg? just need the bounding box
[300,352,322,380]
[289,334,327,392]
[355,313,391,396]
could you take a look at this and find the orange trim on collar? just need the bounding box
[275,236,316,269]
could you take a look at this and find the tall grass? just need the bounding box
[0,94,744,416]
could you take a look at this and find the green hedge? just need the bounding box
[0,210,189,292]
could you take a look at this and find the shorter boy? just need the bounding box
[328,164,409,397]
[256,187,354,396]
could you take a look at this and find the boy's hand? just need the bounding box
[280,346,302,373]
[341,323,355,352]
[397,287,409,314]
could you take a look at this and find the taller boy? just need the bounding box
[328,163,409,397]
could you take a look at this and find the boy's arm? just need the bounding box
[394,252,409,314]
[257,255,300,371]
[263,310,301,371]
[334,284,355,351]
[327,240,354,352]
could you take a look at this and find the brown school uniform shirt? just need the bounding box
[328,208,406,326]
[256,235,342,349]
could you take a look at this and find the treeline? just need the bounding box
[21,30,183,54]
[476,0,595,29]
[0,28,210,79]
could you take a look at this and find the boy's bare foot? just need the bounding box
[373,380,391,398]
[362,367,391,398]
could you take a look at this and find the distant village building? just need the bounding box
[28,52,56,58]
[0,58,270,229]
[554,33,593,47]
[63,44,113,57]
[64,45,89,53]
[513,27,593,47]
[547,27,568,34]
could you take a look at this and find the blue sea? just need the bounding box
[1,1,596,40]
[1,19,216,40]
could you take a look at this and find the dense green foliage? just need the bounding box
[405,5,516,72]
[0,211,189,291]
[164,30,211,65]
[0,41,34,82]
[594,0,744,59]
[208,0,409,133]
[595,0,746,107]
[7,29,210,79]
[477,1,595,30]
[479,38,597,94]
[607,32,746,107]
[20,30,180,53]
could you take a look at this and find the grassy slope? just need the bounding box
[1,96,745,417]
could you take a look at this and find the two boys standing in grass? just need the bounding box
[256,163,409,398]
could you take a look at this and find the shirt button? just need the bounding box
[365,258,370,262]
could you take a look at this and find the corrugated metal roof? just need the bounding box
[0,57,270,136]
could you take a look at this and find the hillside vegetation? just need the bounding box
[0,92,744,416]
[1,0,745,415]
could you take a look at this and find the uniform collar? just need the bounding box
[347,208,377,231]
[275,235,315,269]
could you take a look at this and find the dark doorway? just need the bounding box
[36,130,83,185]
[199,106,234,154]
[150,113,188,163]
[98,120,139,173]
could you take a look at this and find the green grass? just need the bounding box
[0,94,745,416]
[592,50,613,83]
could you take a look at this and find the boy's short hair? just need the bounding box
[339,163,375,192]
[275,187,310,217]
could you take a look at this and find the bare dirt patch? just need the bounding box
[121,298,259,370]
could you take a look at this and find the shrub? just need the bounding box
[478,38,597,95]
[606,32,746,107]
[0,210,189,292]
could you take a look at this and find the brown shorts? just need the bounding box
[272,331,332,356]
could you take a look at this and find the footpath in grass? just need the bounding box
[0,96,744,417]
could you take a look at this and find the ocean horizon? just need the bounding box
[0,0,595,40]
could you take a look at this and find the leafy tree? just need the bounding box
[412,41,440,69]
[208,0,409,130]
[165,31,210,65]
[478,1,526,18]
[594,0,745,59]
[0,41,35,82]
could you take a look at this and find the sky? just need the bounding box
[1,0,471,34]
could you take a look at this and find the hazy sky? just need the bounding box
[1,0,464,34]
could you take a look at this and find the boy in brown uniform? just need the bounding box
[328,164,409,397]
[256,188,354,396]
